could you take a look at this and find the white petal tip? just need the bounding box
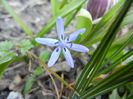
[82,48,89,53]
[47,63,53,68]
[70,65,74,68]
[86,48,89,52]
[81,28,86,33]
[35,37,39,40]
[35,38,40,41]
[47,60,54,68]
[57,16,62,20]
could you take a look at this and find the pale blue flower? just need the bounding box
[35,17,89,68]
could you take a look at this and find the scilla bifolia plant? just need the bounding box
[35,17,89,68]
[0,0,133,98]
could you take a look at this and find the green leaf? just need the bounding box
[0,60,13,77]
[127,83,133,95]
[23,76,35,93]
[0,41,14,51]
[0,52,17,64]
[39,51,51,63]
[88,33,133,62]
[33,66,44,76]
[33,51,50,76]
[19,40,34,55]
[60,0,68,8]
[59,0,86,18]
[98,49,133,75]
[0,0,33,36]
[109,89,121,99]
[105,33,133,64]
[64,6,81,28]
[0,41,17,76]
[75,8,92,43]
[0,41,17,64]
[122,54,133,64]
[122,6,133,26]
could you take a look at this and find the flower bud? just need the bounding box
[87,0,120,19]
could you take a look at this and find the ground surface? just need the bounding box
[0,0,89,99]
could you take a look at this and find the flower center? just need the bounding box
[58,41,66,48]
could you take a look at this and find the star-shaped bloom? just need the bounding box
[35,17,89,68]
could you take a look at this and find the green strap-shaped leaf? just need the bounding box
[51,0,60,17]
[60,0,68,9]
[122,5,133,26]
[64,6,81,28]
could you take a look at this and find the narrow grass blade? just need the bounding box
[60,0,68,9]
[51,0,60,17]
[64,6,81,28]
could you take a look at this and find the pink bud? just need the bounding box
[87,0,120,19]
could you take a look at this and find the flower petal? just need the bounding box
[67,43,89,52]
[63,47,74,68]
[48,47,61,67]
[35,38,59,47]
[65,28,86,42]
[56,17,64,40]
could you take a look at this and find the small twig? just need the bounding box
[29,87,40,93]
[60,73,64,98]
[27,52,34,72]
[28,58,32,72]
[37,81,53,94]
[26,51,79,96]
[5,62,25,72]
[49,75,60,99]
